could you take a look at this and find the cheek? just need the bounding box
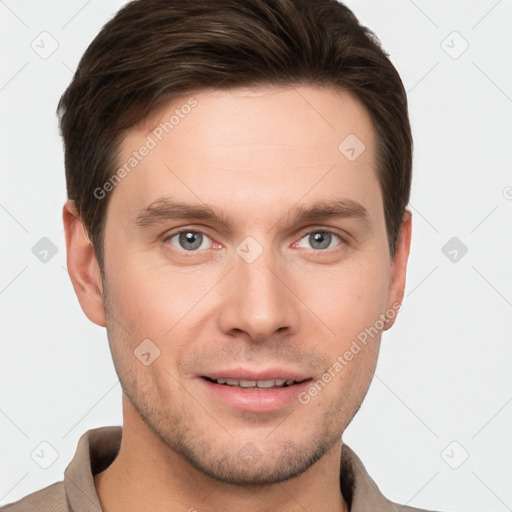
[105,252,200,331]
[103,258,219,381]
[304,257,391,337]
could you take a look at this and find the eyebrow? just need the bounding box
[134,197,370,230]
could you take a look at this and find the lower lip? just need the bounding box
[199,378,312,413]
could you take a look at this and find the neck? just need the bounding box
[94,400,348,512]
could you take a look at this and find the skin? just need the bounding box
[63,85,412,512]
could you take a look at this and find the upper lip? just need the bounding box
[201,368,312,382]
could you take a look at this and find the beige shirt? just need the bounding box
[0,426,441,511]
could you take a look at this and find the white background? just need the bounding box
[1,1,511,510]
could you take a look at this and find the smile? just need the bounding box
[199,373,313,413]
[204,377,304,389]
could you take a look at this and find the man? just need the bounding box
[1,0,447,510]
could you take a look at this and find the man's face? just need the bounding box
[98,86,406,485]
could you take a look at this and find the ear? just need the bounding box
[384,210,412,330]
[62,199,106,327]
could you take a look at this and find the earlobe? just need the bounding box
[384,210,412,331]
[62,200,107,327]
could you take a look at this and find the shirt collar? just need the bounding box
[64,426,395,511]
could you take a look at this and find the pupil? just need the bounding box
[311,231,330,249]
[180,231,202,250]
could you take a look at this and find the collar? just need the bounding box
[64,426,396,511]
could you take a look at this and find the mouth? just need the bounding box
[198,371,313,413]
[202,376,308,390]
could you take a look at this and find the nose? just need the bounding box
[216,244,299,344]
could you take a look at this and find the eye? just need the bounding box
[296,230,343,251]
[165,230,213,251]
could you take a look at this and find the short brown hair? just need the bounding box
[58,0,412,271]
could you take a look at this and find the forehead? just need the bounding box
[108,85,381,225]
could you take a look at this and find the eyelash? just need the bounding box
[163,228,346,255]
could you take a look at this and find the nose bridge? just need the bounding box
[217,237,297,342]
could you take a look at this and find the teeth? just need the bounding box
[213,378,297,388]
[239,379,257,387]
[256,380,276,388]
